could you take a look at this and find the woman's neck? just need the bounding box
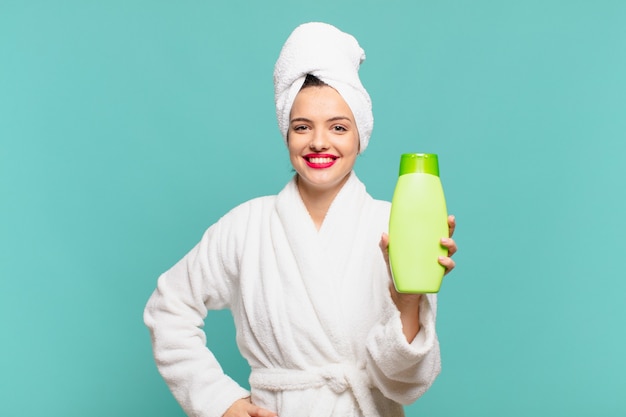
[296,173,351,230]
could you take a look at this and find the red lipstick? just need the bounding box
[303,153,338,169]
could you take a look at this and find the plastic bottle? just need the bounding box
[388,153,449,293]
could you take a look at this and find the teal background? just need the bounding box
[1,0,625,416]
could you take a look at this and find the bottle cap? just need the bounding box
[399,153,439,177]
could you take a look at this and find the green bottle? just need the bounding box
[388,153,449,293]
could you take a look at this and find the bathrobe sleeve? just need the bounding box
[365,285,441,405]
[143,205,251,417]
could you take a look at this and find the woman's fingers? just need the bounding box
[441,215,457,275]
[438,255,456,275]
[447,214,456,238]
[223,398,278,417]
[249,405,279,417]
[440,237,457,256]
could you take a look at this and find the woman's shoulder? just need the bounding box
[205,195,278,242]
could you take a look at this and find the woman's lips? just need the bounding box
[304,153,338,169]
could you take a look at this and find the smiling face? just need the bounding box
[288,85,360,197]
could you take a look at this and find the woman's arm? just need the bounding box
[363,215,456,405]
[144,214,250,417]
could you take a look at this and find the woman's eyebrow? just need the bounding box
[327,116,352,122]
[290,116,352,123]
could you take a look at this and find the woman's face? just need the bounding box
[288,85,359,196]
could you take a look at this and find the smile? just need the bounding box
[304,154,338,169]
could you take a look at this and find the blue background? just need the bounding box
[1,1,625,416]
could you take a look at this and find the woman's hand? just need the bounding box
[379,214,458,342]
[379,214,458,276]
[222,398,278,417]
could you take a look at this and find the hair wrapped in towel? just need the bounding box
[273,22,374,153]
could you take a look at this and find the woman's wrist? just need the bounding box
[390,285,422,342]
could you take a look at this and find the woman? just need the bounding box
[144,22,457,417]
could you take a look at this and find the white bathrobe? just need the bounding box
[144,172,441,417]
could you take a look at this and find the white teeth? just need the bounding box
[308,157,333,164]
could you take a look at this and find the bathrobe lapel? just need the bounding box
[274,172,368,358]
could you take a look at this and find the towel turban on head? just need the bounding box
[273,22,373,153]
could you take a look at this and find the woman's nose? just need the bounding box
[309,131,329,151]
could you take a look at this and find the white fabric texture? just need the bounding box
[144,172,441,417]
[274,22,374,153]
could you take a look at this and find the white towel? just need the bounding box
[273,22,374,153]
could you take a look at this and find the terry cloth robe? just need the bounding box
[144,172,441,417]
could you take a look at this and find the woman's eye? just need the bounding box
[332,125,347,132]
[293,125,308,131]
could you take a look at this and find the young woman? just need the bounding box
[144,22,457,417]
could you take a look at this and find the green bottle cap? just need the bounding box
[398,153,439,177]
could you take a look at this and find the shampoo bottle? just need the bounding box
[388,153,449,293]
